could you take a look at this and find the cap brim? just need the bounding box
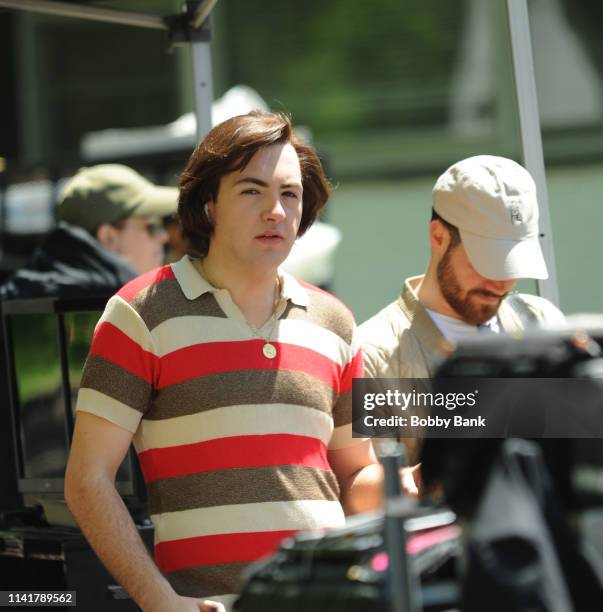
[133,185,178,218]
[460,229,549,280]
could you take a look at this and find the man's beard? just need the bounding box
[436,246,507,326]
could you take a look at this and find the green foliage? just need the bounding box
[11,312,98,402]
[217,0,464,133]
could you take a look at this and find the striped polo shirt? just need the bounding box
[76,255,364,603]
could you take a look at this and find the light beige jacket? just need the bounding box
[358,275,565,461]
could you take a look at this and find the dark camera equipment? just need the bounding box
[0,296,147,521]
[235,443,461,612]
[421,328,603,517]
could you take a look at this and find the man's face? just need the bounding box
[436,240,516,325]
[112,216,168,273]
[207,143,303,269]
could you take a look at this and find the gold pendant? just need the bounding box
[262,343,277,359]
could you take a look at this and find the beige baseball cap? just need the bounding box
[432,155,548,280]
[58,164,177,234]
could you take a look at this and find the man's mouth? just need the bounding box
[255,230,284,242]
[471,290,505,304]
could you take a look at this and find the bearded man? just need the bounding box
[359,155,565,477]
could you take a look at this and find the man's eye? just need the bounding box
[283,191,299,199]
[242,188,260,195]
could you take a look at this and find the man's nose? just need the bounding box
[263,196,286,221]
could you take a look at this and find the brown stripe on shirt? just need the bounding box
[282,293,354,346]
[129,279,227,331]
[165,562,247,599]
[146,369,336,420]
[80,354,152,414]
[147,465,341,515]
[333,389,353,427]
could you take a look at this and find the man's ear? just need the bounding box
[428,219,450,256]
[205,200,215,224]
[96,223,119,250]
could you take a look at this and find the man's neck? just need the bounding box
[200,251,280,328]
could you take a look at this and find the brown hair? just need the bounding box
[431,208,461,248]
[178,111,331,256]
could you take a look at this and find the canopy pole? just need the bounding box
[506,0,560,306]
[190,30,214,142]
[177,0,217,142]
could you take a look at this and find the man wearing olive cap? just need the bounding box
[359,156,565,479]
[1,164,176,299]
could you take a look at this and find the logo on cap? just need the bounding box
[510,206,523,226]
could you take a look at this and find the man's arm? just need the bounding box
[328,439,382,515]
[328,440,421,515]
[64,412,224,612]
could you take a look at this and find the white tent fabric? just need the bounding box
[81,85,270,160]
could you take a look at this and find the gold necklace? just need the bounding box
[248,277,281,359]
[198,260,281,359]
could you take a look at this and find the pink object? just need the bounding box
[370,525,461,572]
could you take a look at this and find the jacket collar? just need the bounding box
[397,275,455,361]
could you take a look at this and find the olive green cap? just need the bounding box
[58,164,177,234]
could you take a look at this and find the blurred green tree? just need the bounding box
[217,0,464,133]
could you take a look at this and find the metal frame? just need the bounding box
[1,296,146,501]
[0,0,167,29]
[192,0,218,30]
[0,0,218,141]
[506,0,560,305]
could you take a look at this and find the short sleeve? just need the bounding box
[329,326,366,450]
[76,295,157,433]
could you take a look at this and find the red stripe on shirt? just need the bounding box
[138,434,330,483]
[90,321,158,385]
[157,340,342,391]
[117,265,176,303]
[155,529,297,574]
[340,349,364,394]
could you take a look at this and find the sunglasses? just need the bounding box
[112,218,165,237]
[141,220,165,237]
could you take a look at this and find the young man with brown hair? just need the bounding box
[65,112,382,612]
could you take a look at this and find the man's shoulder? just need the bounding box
[357,299,410,378]
[513,292,566,326]
[116,264,177,306]
[298,280,350,311]
[297,280,357,329]
[358,299,409,344]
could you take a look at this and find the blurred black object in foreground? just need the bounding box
[422,328,603,517]
[236,443,459,612]
[234,508,461,612]
[422,328,603,611]
[462,439,603,612]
